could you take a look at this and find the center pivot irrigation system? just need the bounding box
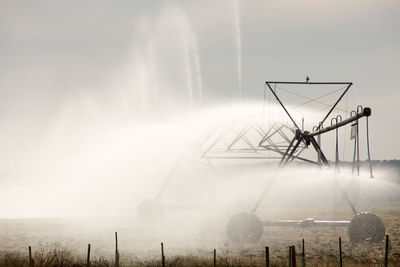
[138,80,385,244]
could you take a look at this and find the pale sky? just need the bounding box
[0,0,399,160]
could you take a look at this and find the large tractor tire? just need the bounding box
[348,212,385,243]
[227,212,263,243]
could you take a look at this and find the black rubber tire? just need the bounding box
[348,212,385,243]
[227,212,263,243]
[137,200,164,222]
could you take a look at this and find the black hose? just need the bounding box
[366,117,374,178]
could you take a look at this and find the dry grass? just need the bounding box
[0,243,112,267]
[1,246,400,267]
[1,207,399,266]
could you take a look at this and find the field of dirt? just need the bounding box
[0,206,399,266]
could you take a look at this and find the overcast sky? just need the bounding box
[0,0,399,160]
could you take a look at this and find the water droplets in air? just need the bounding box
[126,3,203,117]
[233,0,242,100]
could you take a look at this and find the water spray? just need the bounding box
[137,79,385,244]
[226,80,384,244]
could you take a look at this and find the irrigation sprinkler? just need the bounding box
[226,80,384,244]
[137,79,385,244]
[137,120,305,220]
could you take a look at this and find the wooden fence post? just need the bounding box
[339,237,342,267]
[291,246,297,267]
[265,246,269,267]
[213,249,216,267]
[161,242,165,267]
[87,244,91,267]
[115,232,119,267]
[385,235,389,267]
[28,246,33,267]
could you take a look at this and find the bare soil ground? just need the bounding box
[0,207,399,266]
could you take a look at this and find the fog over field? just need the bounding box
[0,0,399,263]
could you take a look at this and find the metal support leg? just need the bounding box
[279,137,297,166]
[282,139,302,166]
[310,136,330,166]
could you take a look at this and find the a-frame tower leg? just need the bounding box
[310,136,330,166]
